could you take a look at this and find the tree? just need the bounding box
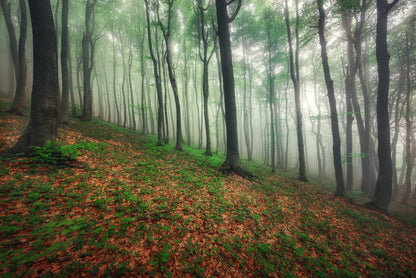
[369,0,399,212]
[60,0,70,124]
[284,0,307,181]
[195,0,216,156]
[215,0,244,173]
[1,0,28,115]
[81,0,99,122]
[157,0,183,151]
[317,0,345,196]
[5,0,60,154]
[265,10,276,173]
[145,0,164,146]
[401,18,415,204]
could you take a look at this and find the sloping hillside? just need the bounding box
[1,108,415,277]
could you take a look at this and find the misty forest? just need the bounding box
[0,0,416,276]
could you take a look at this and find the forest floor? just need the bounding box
[1,100,416,277]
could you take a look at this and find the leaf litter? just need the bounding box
[0,113,416,277]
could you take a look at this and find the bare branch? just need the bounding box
[387,0,399,11]
[228,0,241,23]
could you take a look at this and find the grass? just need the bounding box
[0,113,415,277]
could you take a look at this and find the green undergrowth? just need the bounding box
[0,116,415,277]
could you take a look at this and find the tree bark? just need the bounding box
[267,21,275,173]
[317,0,345,196]
[196,0,216,156]
[60,0,69,124]
[284,0,307,181]
[157,0,182,150]
[81,0,98,122]
[369,0,398,212]
[215,0,243,172]
[1,0,28,115]
[7,0,59,154]
[145,0,164,146]
[139,21,146,134]
[401,23,414,204]
[112,29,120,126]
[0,0,18,85]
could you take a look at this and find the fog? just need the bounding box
[1,0,415,202]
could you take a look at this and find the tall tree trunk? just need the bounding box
[0,0,18,87]
[68,39,77,117]
[196,0,215,156]
[284,0,307,181]
[81,0,98,122]
[284,73,290,171]
[317,0,345,196]
[215,0,243,172]
[1,0,28,115]
[7,0,59,154]
[202,61,212,155]
[401,24,414,204]
[120,44,128,127]
[391,73,405,200]
[342,11,356,191]
[76,43,83,110]
[128,47,136,130]
[267,22,275,173]
[215,45,225,153]
[139,22,146,134]
[157,0,182,150]
[10,0,28,115]
[370,0,398,212]
[112,32,120,126]
[100,48,111,123]
[357,33,375,194]
[60,0,69,124]
[162,52,169,144]
[145,0,164,146]
[242,37,252,161]
[183,38,191,145]
[193,58,203,149]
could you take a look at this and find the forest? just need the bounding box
[0,0,415,276]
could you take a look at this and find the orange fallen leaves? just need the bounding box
[1,114,416,277]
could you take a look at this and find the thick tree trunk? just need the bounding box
[317,0,345,196]
[216,0,242,172]
[7,0,59,154]
[370,0,398,212]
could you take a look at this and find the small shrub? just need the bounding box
[30,141,106,165]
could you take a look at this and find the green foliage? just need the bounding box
[30,141,106,165]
